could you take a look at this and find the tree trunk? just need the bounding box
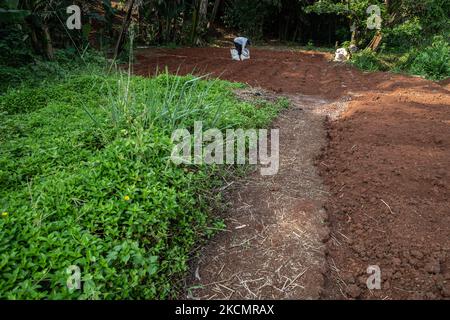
[29,25,42,55]
[190,0,207,45]
[348,0,357,43]
[42,24,54,60]
[190,0,199,45]
[208,0,221,29]
[113,0,136,61]
[199,0,208,26]
[385,0,391,14]
[103,0,114,39]
[367,30,383,51]
[292,25,299,42]
[198,0,208,38]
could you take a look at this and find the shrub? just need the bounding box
[0,26,34,67]
[408,36,450,80]
[383,18,423,51]
[351,48,386,72]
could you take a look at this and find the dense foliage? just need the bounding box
[1,0,449,79]
[305,0,450,80]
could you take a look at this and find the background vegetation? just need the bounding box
[1,0,449,80]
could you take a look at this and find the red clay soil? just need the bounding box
[134,47,450,299]
[134,47,389,99]
[319,82,450,299]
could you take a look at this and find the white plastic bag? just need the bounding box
[334,48,349,62]
[241,48,250,60]
[230,49,240,61]
[230,48,251,61]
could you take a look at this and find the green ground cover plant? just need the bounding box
[0,65,288,299]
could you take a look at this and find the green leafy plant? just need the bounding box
[408,36,450,80]
[351,48,386,72]
[383,18,423,51]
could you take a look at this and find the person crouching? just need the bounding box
[233,36,251,61]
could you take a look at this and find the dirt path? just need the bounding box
[134,47,450,299]
[184,92,337,300]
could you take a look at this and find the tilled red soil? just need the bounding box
[134,47,391,99]
[320,83,450,299]
[134,47,450,299]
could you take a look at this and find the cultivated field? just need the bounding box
[134,47,450,299]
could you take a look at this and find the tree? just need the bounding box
[113,0,136,61]
[21,0,63,60]
[190,0,208,45]
[208,0,221,30]
[306,0,386,46]
[0,0,30,24]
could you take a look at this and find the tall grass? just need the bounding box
[102,71,228,134]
